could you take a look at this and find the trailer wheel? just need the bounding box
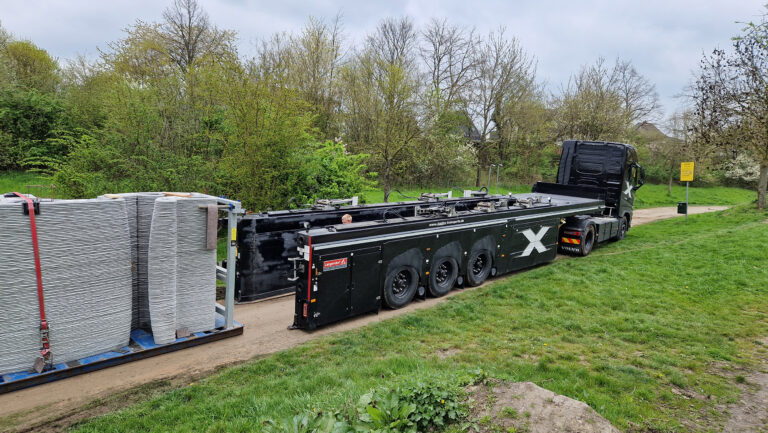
[579,225,595,256]
[429,257,458,297]
[615,216,628,241]
[383,265,418,308]
[466,249,492,286]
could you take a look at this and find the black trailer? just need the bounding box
[234,192,514,301]
[290,140,645,329]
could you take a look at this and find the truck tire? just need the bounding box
[615,216,628,241]
[429,256,458,297]
[466,249,492,286]
[383,265,418,308]
[579,225,595,256]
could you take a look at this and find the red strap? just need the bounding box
[12,193,49,355]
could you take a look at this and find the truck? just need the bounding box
[289,140,645,329]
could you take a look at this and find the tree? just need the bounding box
[420,19,478,112]
[3,40,60,93]
[551,58,659,142]
[496,86,552,183]
[465,28,535,186]
[692,8,768,208]
[416,20,478,185]
[286,15,345,138]
[341,17,421,202]
[161,0,234,72]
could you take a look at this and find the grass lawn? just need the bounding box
[68,205,768,432]
[0,171,54,196]
[361,183,755,209]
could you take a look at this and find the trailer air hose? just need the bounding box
[391,189,418,199]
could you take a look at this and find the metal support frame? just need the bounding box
[212,195,243,329]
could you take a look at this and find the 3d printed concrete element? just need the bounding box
[0,197,133,375]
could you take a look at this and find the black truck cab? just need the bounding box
[533,140,645,253]
[556,140,645,224]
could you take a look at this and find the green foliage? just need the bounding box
[301,140,376,204]
[357,388,417,432]
[2,40,59,93]
[394,378,468,430]
[0,89,65,170]
[263,376,469,433]
[263,411,352,433]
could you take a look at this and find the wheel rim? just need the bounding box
[435,260,452,285]
[472,254,487,276]
[391,270,412,298]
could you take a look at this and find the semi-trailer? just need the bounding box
[289,140,645,329]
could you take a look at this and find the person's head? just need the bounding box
[341,214,353,224]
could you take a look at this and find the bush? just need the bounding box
[263,375,469,433]
[0,89,65,170]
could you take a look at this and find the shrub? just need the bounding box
[263,375,470,433]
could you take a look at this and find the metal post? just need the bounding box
[225,208,237,328]
[495,163,502,195]
[487,164,494,190]
[685,181,689,222]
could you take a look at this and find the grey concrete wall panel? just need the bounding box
[174,196,216,333]
[0,198,132,375]
[147,197,178,345]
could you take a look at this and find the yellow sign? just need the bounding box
[680,162,694,182]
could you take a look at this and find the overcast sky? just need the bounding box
[1,0,765,120]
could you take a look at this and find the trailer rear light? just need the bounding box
[303,303,308,317]
[563,230,581,236]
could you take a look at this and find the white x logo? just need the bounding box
[624,181,633,198]
[519,227,549,257]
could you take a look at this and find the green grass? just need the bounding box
[68,205,768,432]
[361,183,755,209]
[0,171,54,196]
[632,184,754,208]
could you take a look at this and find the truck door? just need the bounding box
[618,149,643,219]
[350,247,382,316]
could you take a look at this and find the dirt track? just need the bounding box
[0,205,730,430]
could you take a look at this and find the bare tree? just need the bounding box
[161,0,234,71]
[366,17,418,72]
[420,19,478,108]
[466,28,535,186]
[614,59,661,123]
[551,58,659,142]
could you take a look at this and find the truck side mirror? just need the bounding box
[632,164,645,190]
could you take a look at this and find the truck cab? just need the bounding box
[534,140,645,254]
[557,140,644,224]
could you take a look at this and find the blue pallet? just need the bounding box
[0,313,243,393]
